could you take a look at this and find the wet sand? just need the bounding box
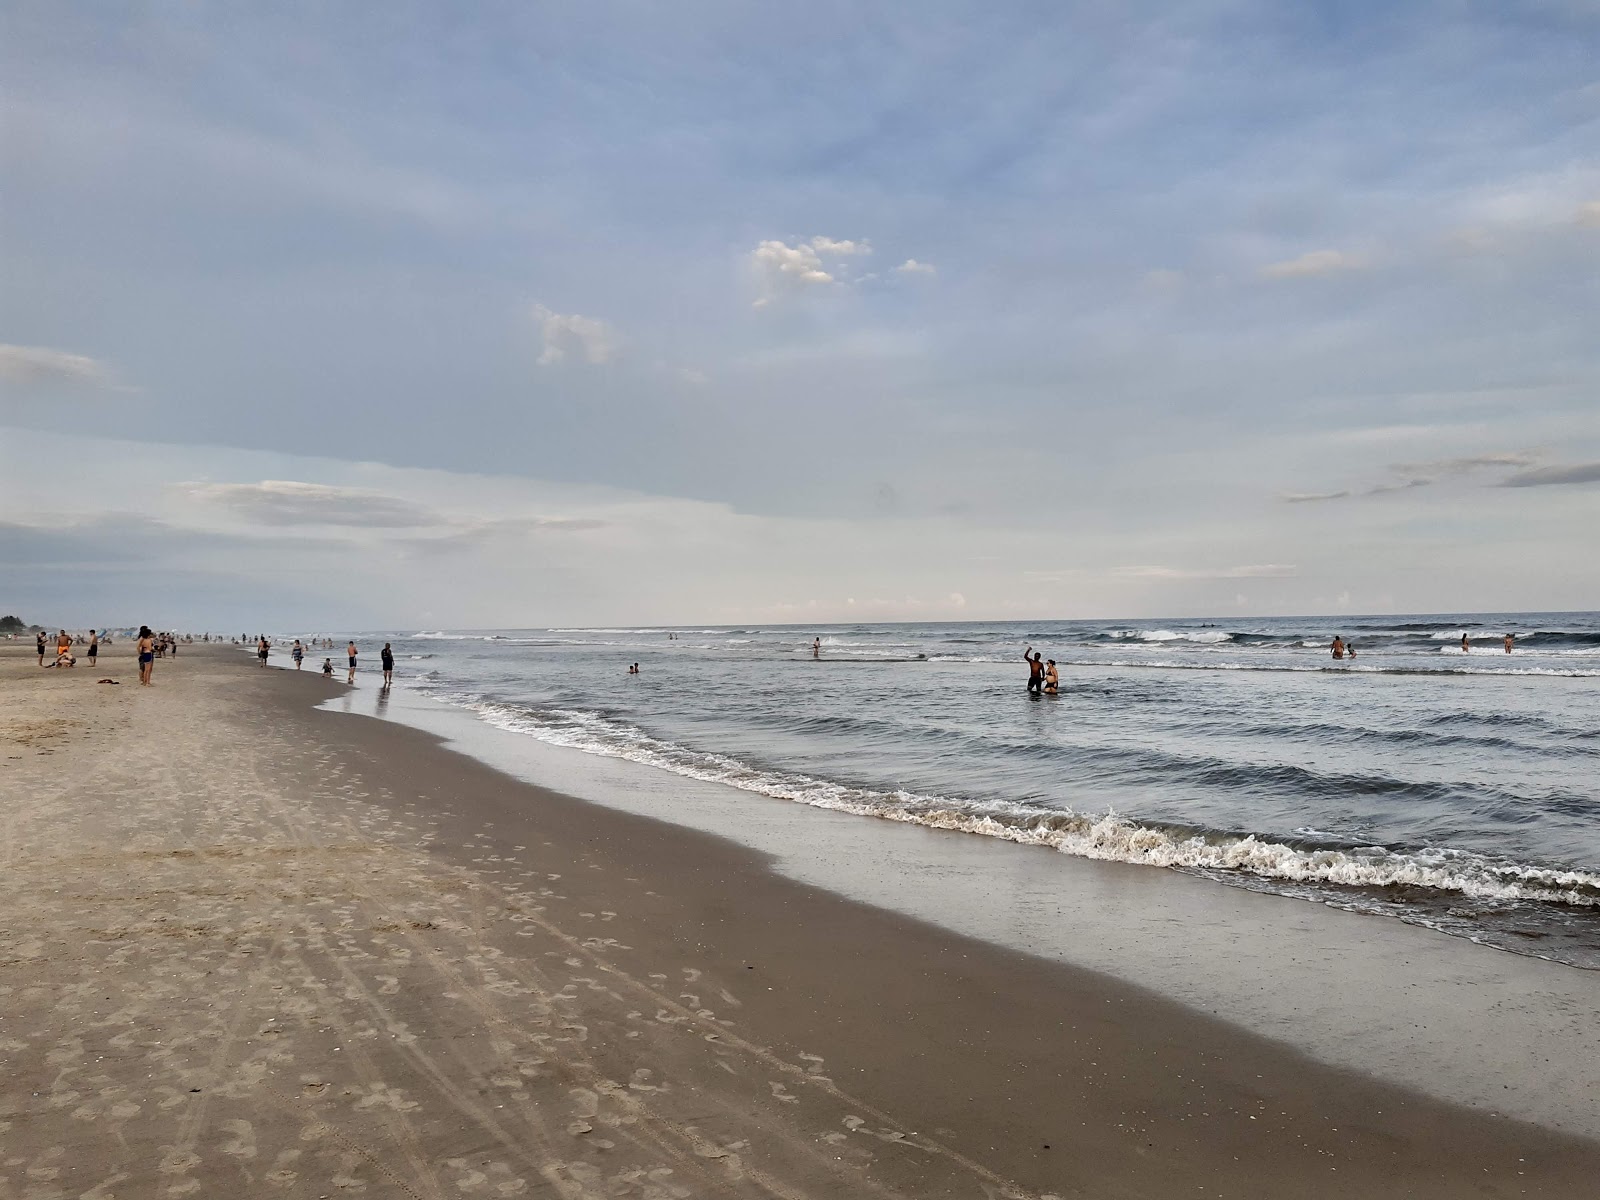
[1,643,1595,1198]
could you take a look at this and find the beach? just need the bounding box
[2,642,1597,1198]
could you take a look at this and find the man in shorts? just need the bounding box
[347,640,358,683]
[380,642,394,688]
[87,630,98,665]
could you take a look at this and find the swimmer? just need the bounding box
[813,637,821,659]
[1043,659,1059,694]
[1023,647,1044,694]
[1461,632,1470,653]
[1331,636,1345,660]
[1504,633,1514,654]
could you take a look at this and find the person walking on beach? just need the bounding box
[257,636,270,667]
[87,630,98,666]
[1331,636,1345,660]
[1504,633,1515,654]
[292,639,304,669]
[36,631,45,665]
[380,643,394,687]
[137,626,155,685]
[346,640,358,683]
[1023,647,1044,694]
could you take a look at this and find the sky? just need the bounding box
[3,0,1597,630]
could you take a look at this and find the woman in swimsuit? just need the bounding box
[137,626,155,686]
[1043,659,1059,694]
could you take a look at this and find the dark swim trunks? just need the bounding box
[139,652,153,664]
[348,656,357,668]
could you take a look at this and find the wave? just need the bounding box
[440,697,1600,910]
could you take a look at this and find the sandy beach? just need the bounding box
[2,643,1597,1199]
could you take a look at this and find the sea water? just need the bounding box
[323,613,1600,967]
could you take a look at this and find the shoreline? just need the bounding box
[3,643,1597,1197]
[318,657,1600,1140]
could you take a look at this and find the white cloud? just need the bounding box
[533,305,619,366]
[894,258,936,277]
[1578,201,1600,228]
[1260,249,1368,279]
[749,236,871,307]
[810,237,871,256]
[0,343,111,388]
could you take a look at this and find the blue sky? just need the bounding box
[3,1,1597,628]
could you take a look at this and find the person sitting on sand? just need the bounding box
[322,657,334,677]
[1023,647,1044,694]
[1330,636,1345,659]
[137,626,155,686]
[1043,659,1059,694]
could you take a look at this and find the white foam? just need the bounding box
[448,697,1600,910]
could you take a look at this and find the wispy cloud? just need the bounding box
[179,480,435,526]
[0,343,111,388]
[894,258,936,277]
[1260,249,1367,279]
[1499,461,1600,488]
[1285,451,1546,502]
[533,305,619,366]
[1283,490,1351,504]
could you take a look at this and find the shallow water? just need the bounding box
[317,613,1600,967]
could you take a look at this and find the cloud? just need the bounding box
[0,343,110,388]
[1579,201,1600,227]
[1498,461,1600,488]
[1260,249,1368,279]
[533,305,619,366]
[1286,451,1543,502]
[1114,564,1296,580]
[179,480,434,526]
[1390,452,1538,476]
[894,258,936,276]
[1283,490,1351,503]
[750,236,871,307]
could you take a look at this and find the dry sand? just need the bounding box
[2,643,1596,1198]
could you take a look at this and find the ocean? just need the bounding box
[311,613,1600,968]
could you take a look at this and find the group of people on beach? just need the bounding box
[36,629,103,668]
[256,636,394,687]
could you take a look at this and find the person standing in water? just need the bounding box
[1023,647,1044,694]
[346,640,358,683]
[292,639,304,669]
[1461,632,1470,652]
[1331,636,1345,660]
[380,643,394,688]
[813,637,821,659]
[1043,659,1060,694]
[1504,633,1515,654]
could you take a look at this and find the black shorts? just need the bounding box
[348,656,357,668]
